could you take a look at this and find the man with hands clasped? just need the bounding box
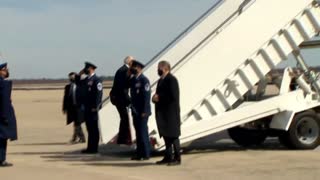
[152,61,181,166]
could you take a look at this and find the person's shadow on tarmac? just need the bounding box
[10,131,290,167]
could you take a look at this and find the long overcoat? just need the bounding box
[155,73,181,138]
[0,78,18,141]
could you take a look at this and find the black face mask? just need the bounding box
[5,71,9,78]
[157,69,164,77]
[130,68,138,75]
[69,78,75,83]
[84,69,90,75]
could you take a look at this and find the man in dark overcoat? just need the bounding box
[63,72,86,143]
[0,63,17,167]
[152,61,181,166]
[110,56,134,145]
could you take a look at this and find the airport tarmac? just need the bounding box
[1,89,320,180]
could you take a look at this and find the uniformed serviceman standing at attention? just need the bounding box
[81,62,103,154]
[129,60,152,161]
[0,63,18,167]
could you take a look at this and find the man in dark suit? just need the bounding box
[110,56,134,145]
[152,61,181,166]
[129,60,151,161]
[63,72,86,144]
[0,63,17,167]
[81,62,103,154]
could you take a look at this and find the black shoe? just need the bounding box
[70,139,78,144]
[156,158,171,165]
[0,161,13,167]
[168,159,181,166]
[81,149,98,154]
[78,139,86,143]
[131,156,150,161]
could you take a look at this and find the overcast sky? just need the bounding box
[0,0,319,79]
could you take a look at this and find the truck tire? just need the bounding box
[228,127,267,147]
[279,111,320,150]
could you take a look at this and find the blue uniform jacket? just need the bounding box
[130,74,151,116]
[0,78,18,140]
[83,74,103,111]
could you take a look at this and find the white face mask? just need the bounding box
[80,74,88,80]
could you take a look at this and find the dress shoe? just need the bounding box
[81,149,98,154]
[156,158,171,165]
[131,156,150,161]
[167,159,181,166]
[0,161,13,167]
[70,139,78,144]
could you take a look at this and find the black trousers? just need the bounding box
[133,115,150,158]
[163,136,181,161]
[116,104,130,144]
[0,139,7,162]
[85,111,100,152]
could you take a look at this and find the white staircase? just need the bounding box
[99,0,253,143]
[99,0,320,149]
[182,5,320,126]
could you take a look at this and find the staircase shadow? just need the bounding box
[183,132,288,155]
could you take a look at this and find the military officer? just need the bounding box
[129,60,152,161]
[81,62,103,154]
[0,62,18,167]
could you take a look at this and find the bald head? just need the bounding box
[124,56,134,66]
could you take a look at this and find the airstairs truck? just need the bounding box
[99,0,320,150]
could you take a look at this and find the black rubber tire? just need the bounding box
[279,111,320,150]
[228,127,267,147]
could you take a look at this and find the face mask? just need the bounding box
[5,70,9,78]
[84,69,90,75]
[158,69,164,77]
[130,68,138,75]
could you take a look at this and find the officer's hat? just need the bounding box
[0,62,7,70]
[84,62,97,69]
[131,60,145,69]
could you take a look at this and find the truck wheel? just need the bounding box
[228,127,267,147]
[279,111,320,150]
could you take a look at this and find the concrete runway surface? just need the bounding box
[1,90,320,180]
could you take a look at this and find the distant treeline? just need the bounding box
[12,76,114,85]
[11,66,320,85]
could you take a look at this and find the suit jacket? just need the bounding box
[0,78,18,140]
[63,83,83,125]
[155,73,181,138]
[110,65,131,106]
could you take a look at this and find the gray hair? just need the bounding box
[124,56,134,65]
[158,60,171,71]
